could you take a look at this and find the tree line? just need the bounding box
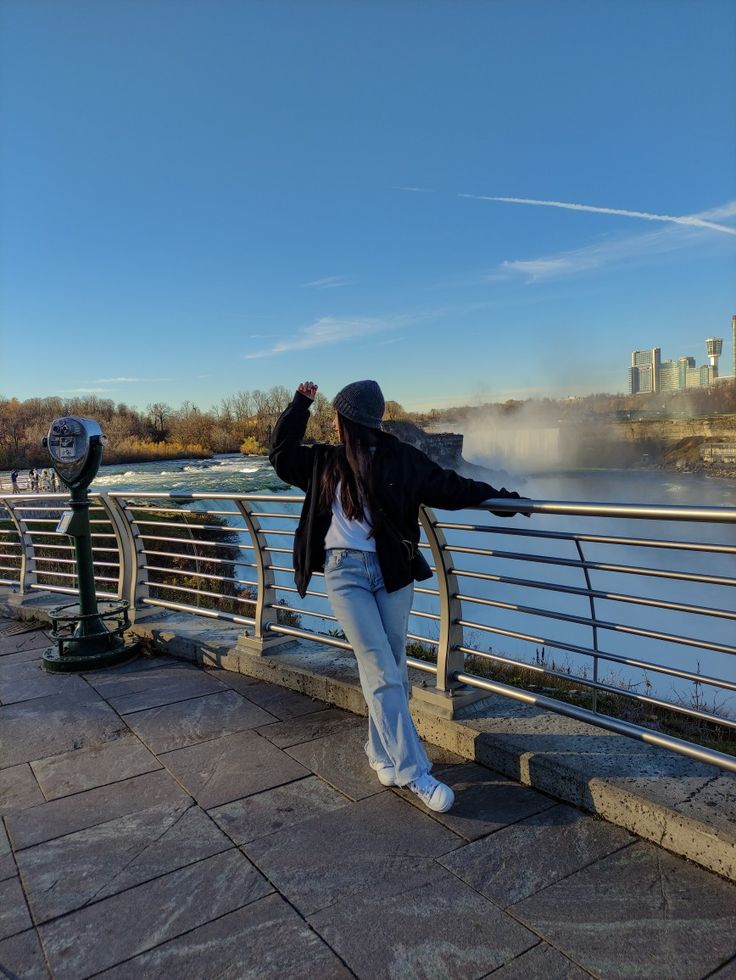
[2,380,735,470]
[0,390,414,468]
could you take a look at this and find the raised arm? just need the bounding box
[268,382,319,491]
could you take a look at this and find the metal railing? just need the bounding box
[1,489,735,774]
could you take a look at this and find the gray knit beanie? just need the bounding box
[332,380,385,430]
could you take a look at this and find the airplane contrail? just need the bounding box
[458,193,736,235]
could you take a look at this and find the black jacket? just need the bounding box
[269,391,522,596]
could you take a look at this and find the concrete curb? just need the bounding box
[2,589,735,882]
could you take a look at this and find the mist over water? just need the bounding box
[458,407,564,472]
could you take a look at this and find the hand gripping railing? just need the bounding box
[2,489,735,773]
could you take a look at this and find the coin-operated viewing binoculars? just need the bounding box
[41,417,137,672]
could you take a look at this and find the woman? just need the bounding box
[269,379,525,812]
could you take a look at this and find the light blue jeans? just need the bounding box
[323,548,431,786]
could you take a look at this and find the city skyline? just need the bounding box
[1,1,735,412]
[627,315,735,396]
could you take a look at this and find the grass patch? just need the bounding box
[407,641,736,758]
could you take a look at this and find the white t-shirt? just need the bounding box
[324,481,377,552]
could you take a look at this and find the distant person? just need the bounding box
[29,468,38,492]
[10,469,19,493]
[51,471,59,492]
[270,379,527,813]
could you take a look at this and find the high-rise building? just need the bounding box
[659,356,695,392]
[628,347,661,394]
[685,364,716,388]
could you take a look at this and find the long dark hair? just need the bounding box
[319,414,381,530]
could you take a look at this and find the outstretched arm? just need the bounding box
[412,445,526,516]
[268,381,319,491]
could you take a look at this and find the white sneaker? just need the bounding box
[407,773,455,813]
[368,758,397,786]
[365,742,397,786]
[374,764,397,786]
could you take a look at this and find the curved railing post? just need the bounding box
[97,494,137,609]
[418,505,464,691]
[573,538,599,713]
[110,495,149,618]
[412,506,489,717]
[236,498,293,655]
[6,498,37,594]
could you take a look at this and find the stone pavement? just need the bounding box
[1,618,736,980]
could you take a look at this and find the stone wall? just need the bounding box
[383,420,463,465]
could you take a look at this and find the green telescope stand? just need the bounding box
[43,483,138,672]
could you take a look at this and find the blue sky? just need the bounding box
[1,0,734,412]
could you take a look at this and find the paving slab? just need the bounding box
[309,866,537,980]
[124,689,275,753]
[243,790,461,916]
[209,775,350,844]
[0,659,92,705]
[484,942,591,979]
[512,840,736,980]
[38,849,273,980]
[0,875,31,940]
[0,648,50,668]
[256,705,363,749]
[0,692,126,768]
[202,667,260,694]
[0,631,51,656]
[30,733,160,800]
[0,822,14,882]
[6,769,190,850]
[17,801,230,923]
[0,928,50,979]
[95,893,352,979]
[81,654,166,681]
[439,803,635,907]
[100,665,229,714]
[396,762,557,841]
[239,680,325,719]
[286,726,386,800]
[160,729,309,809]
[0,763,44,817]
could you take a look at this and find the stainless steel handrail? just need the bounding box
[2,488,734,773]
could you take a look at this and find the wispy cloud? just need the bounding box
[459,193,736,235]
[244,314,412,359]
[58,387,112,394]
[490,199,736,282]
[91,376,173,383]
[393,185,435,193]
[302,275,355,289]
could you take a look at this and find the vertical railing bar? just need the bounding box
[95,494,126,601]
[418,505,464,693]
[98,493,137,607]
[574,538,599,714]
[118,498,150,616]
[0,501,23,589]
[235,499,273,639]
[6,498,36,593]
